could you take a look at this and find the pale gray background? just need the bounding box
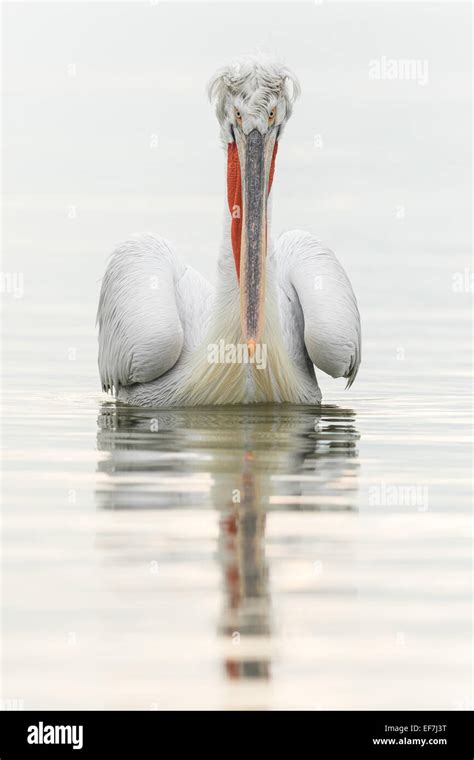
[2,2,472,710]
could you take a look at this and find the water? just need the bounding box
[2,384,471,709]
[2,1,472,710]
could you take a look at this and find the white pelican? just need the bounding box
[97,55,361,406]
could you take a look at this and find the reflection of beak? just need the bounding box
[227,129,278,349]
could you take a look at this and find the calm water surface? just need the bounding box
[2,380,471,709]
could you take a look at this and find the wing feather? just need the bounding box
[276,230,361,387]
[97,233,186,394]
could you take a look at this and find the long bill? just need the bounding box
[228,128,278,354]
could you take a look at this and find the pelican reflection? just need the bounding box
[96,404,359,683]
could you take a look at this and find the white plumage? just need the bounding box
[97,55,361,407]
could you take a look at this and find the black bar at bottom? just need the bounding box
[0,710,472,757]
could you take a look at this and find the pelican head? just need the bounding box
[208,54,300,348]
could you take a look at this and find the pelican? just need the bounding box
[97,55,361,406]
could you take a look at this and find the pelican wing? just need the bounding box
[97,233,189,394]
[276,230,361,387]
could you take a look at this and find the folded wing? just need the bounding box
[97,233,186,394]
[276,230,361,387]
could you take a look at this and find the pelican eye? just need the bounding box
[235,109,242,122]
[268,109,275,123]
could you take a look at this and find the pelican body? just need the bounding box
[97,56,361,406]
